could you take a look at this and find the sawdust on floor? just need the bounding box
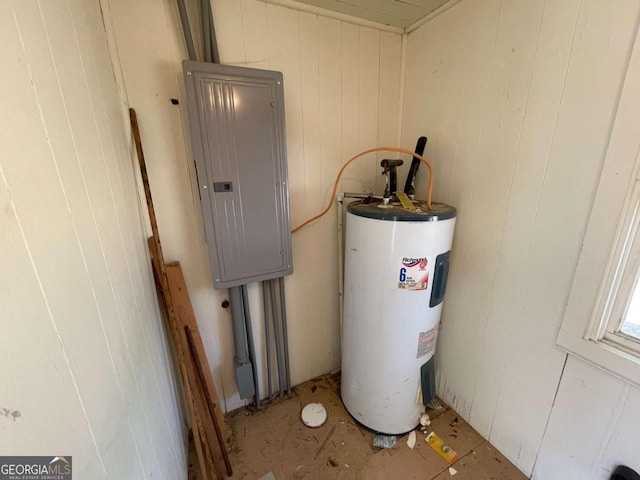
[188,374,527,480]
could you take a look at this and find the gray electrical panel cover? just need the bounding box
[183,61,293,288]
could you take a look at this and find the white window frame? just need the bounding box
[587,179,640,352]
[557,29,640,386]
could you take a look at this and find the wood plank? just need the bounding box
[183,341,225,480]
[134,103,229,477]
[185,325,230,478]
[165,262,230,446]
[148,238,221,478]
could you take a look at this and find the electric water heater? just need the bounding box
[341,200,456,434]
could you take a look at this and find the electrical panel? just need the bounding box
[183,61,293,288]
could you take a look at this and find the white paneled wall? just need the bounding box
[0,0,185,479]
[104,0,403,412]
[402,0,640,476]
[533,357,640,479]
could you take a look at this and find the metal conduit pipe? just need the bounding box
[229,286,255,399]
[209,6,220,63]
[202,0,212,63]
[278,277,291,393]
[176,0,197,61]
[262,281,273,399]
[242,285,260,407]
[270,279,284,397]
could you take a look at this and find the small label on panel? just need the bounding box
[417,327,438,359]
[398,257,429,290]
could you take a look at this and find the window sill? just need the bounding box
[557,329,640,387]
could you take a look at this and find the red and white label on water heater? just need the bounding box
[398,256,429,290]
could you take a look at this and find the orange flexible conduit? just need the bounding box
[291,147,434,234]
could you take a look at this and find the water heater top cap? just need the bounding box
[347,200,456,222]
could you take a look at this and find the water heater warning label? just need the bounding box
[417,327,438,359]
[398,256,429,290]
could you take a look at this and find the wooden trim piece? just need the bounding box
[165,262,230,446]
[131,108,230,477]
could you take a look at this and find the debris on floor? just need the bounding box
[208,376,528,480]
[407,430,417,449]
[258,472,276,480]
[425,431,459,463]
[373,434,397,449]
[420,412,431,427]
[314,425,336,459]
[449,466,458,476]
[301,402,327,428]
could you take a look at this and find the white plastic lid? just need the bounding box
[301,403,327,428]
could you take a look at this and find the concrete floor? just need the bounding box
[190,374,527,480]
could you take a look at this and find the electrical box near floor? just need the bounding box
[183,61,293,288]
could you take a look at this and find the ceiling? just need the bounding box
[290,0,451,28]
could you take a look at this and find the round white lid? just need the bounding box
[301,403,327,428]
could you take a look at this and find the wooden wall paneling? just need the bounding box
[489,0,640,473]
[107,0,231,411]
[598,385,640,476]
[72,1,187,461]
[2,0,186,477]
[469,0,582,438]
[0,171,106,477]
[340,22,363,194]
[106,0,403,411]
[241,0,270,70]
[8,2,150,478]
[53,2,184,475]
[415,0,502,412]
[357,26,380,191]
[210,0,246,64]
[531,357,628,480]
[318,15,344,373]
[298,11,327,377]
[426,0,475,205]
[402,10,446,195]
[376,31,403,194]
[438,0,546,422]
[87,0,189,471]
[0,9,105,476]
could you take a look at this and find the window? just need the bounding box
[588,180,640,356]
[558,35,640,385]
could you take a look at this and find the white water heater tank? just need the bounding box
[341,200,456,435]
